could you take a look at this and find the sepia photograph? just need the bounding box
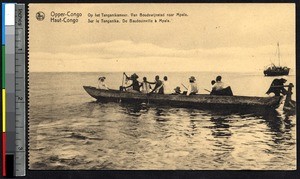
[28,3,296,170]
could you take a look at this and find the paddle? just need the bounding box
[183,84,211,93]
[121,72,125,91]
[181,83,188,90]
[204,89,211,93]
[271,85,292,88]
[121,72,130,91]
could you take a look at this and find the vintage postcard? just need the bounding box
[28,3,296,170]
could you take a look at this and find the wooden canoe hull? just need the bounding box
[83,86,283,110]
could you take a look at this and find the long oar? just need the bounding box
[181,83,188,90]
[121,72,125,88]
[204,89,211,93]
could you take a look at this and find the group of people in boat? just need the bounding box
[121,73,173,95]
[266,64,289,72]
[98,73,233,96]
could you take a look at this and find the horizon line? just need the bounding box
[29,71,263,73]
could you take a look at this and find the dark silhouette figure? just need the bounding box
[266,78,287,96]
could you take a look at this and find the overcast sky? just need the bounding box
[29,3,295,73]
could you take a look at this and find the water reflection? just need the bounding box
[262,110,284,133]
[188,120,197,137]
[155,108,166,116]
[119,103,149,116]
[208,115,234,166]
[262,110,295,156]
[103,102,294,127]
[114,102,294,138]
[210,117,232,138]
[93,102,295,169]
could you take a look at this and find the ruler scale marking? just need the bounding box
[2,3,27,177]
[14,4,26,176]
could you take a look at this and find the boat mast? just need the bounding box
[277,42,280,66]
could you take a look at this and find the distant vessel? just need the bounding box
[264,42,290,76]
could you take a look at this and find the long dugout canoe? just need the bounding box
[83,86,283,110]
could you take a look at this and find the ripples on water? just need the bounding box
[29,72,296,170]
[29,101,296,170]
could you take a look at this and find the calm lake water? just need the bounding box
[29,72,296,170]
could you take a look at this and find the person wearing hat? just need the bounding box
[186,76,198,96]
[172,86,181,95]
[124,73,141,92]
[98,76,109,90]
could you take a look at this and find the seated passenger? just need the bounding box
[210,80,216,94]
[98,76,109,90]
[172,86,181,95]
[211,76,233,96]
[186,76,198,96]
[213,76,225,91]
[211,80,216,86]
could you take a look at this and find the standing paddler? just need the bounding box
[123,73,141,93]
[148,75,164,94]
[141,77,152,94]
[162,76,172,94]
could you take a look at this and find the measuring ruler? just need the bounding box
[2,3,26,177]
[15,4,26,177]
